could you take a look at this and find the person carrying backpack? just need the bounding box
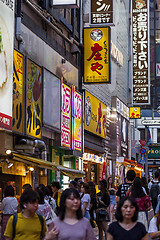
[149,171,160,214]
[4,189,47,240]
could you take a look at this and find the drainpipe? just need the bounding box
[16,0,23,51]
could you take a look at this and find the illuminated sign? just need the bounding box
[0,0,15,130]
[90,0,114,26]
[26,59,42,138]
[84,90,107,139]
[129,107,141,119]
[13,50,23,133]
[132,0,150,104]
[84,27,111,84]
[61,83,71,148]
[73,89,82,151]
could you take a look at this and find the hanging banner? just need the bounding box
[90,0,114,26]
[12,50,24,133]
[73,90,82,151]
[84,27,111,84]
[61,83,71,148]
[26,59,42,138]
[84,90,107,139]
[132,0,150,104]
[0,0,15,130]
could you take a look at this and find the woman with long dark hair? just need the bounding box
[107,196,148,240]
[96,179,110,240]
[45,188,95,240]
[107,176,117,223]
[80,182,91,219]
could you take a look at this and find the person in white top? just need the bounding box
[148,204,160,239]
[1,185,18,240]
[80,182,91,220]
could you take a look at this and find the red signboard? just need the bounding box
[0,112,12,130]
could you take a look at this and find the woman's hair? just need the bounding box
[99,179,107,199]
[51,181,61,190]
[22,184,32,191]
[141,177,147,186]
[4,185,14,197]
[59,188,83,221]
[35,188,45,204]
[81,182,90,194]
[106,177,115,190]
[20,189,39,209]
[69,181,77,188]
[131,177,145,198]
[87,181,96,198]
[115,196,139,222]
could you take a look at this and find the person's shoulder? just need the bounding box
[79,217,90,225]
[53,217,61,224]
[136,222,147,229]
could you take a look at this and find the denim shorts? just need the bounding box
[84,210,90,220]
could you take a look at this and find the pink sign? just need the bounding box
[61,83,71,148]
[74,90,82,151]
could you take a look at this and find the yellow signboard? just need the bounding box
[2,161,26,176]
[85,91,107,139]
[26,59,42,138]
[129,107,141,119]
[84,27,110,84]
[74,90,82,151]
[13,50,23,133]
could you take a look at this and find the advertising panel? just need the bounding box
[90,0,114,26]
[84,90,107,139]
[0,0,15,130]
[132,0,150,104]
[43,69,60,129]
[13,50,23,133]
[61,83,71,148]
[129,107,141,119]
[84,27,111,84]
[53,0,79,8]
[26,59,42,138]
[73,90,82,151]
[121,116,128,158]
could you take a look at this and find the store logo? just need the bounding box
[90,29,103,41]
[135,0,146,9]
[85,96,91,126]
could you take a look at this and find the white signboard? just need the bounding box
[141,119,160,125]
[53,0,79,8]
[0,0,15,130]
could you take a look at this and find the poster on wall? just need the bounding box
[13,50,24,133]
[43,69,60,129]
[84,27,111,84]
[121,116,129,158]
[26,59,42,138]
[73,89,82,151]
[61,83,71,148]
[0,0,15,130]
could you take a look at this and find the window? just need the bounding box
[157,128,160,142]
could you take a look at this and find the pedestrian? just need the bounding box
[51,181,62,215]
[1,185,18,240]
[96,179,110,240]
[45,188,96,240]
[4,189,47,240]
[107,176,117,223]
[44,186,57,212]
[75,178,82,193]
[116,170,136,200]
[107,196,148,240]
[141,177,149,195]
[148,204,160,239]
[80,182,91,219]
[22,183,32,192]
[87,181,97,228]
[69,180,77,190]
[127,177,151,230]
[149,171,160,214]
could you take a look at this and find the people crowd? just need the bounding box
[1,170,160,239]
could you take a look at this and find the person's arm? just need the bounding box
[45,226,58,240]
[107,232,114,240]
[82,202,87,216]
[85,219,96,240]
[141,234,148,240]
[149,231,160,239]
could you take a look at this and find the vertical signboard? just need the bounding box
[61,83,71,148]
[73,89,82,151]
[13,50,24,133]
[0,0,15,130]
[84,27,111,84]
[26,59,42,138]
[121,116,128,158]
[132,0,150,104]
[90,0,114,26]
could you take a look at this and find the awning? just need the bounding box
[12,153,85,177]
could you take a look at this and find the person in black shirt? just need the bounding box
[107,196,148,240]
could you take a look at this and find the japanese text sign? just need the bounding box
[73,90,82,151]
[61,83,71,148]
[84,90,107,139]
[84,27,111,84]
[0,0,15,130]
[132,0,150,104]
[129,107,141,119]
[90,0,114,26]
[13,50,23,133]
[26,59,42,138]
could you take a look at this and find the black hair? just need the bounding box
[126,170,136,182]
[59,188,83,221]
[22,184,32,191]
[51,181,61,190]
[87,181,96,198]
[81,182,90,194]
[74,178,82,183]
[4,185,14,197]
[38,184,45,193]
[47,185,53,196]
[44,186,51,197]
[141,177,147,186]
[155,171,159,179]
[35,188,45,204]
[19,189,39,209]
[69,181,77,188]
[131,177,145,198]
[115,196,139,222]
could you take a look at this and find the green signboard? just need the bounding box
[148,147,160,159]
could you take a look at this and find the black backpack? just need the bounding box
[150,181,160,200]
[12,213,44,239]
